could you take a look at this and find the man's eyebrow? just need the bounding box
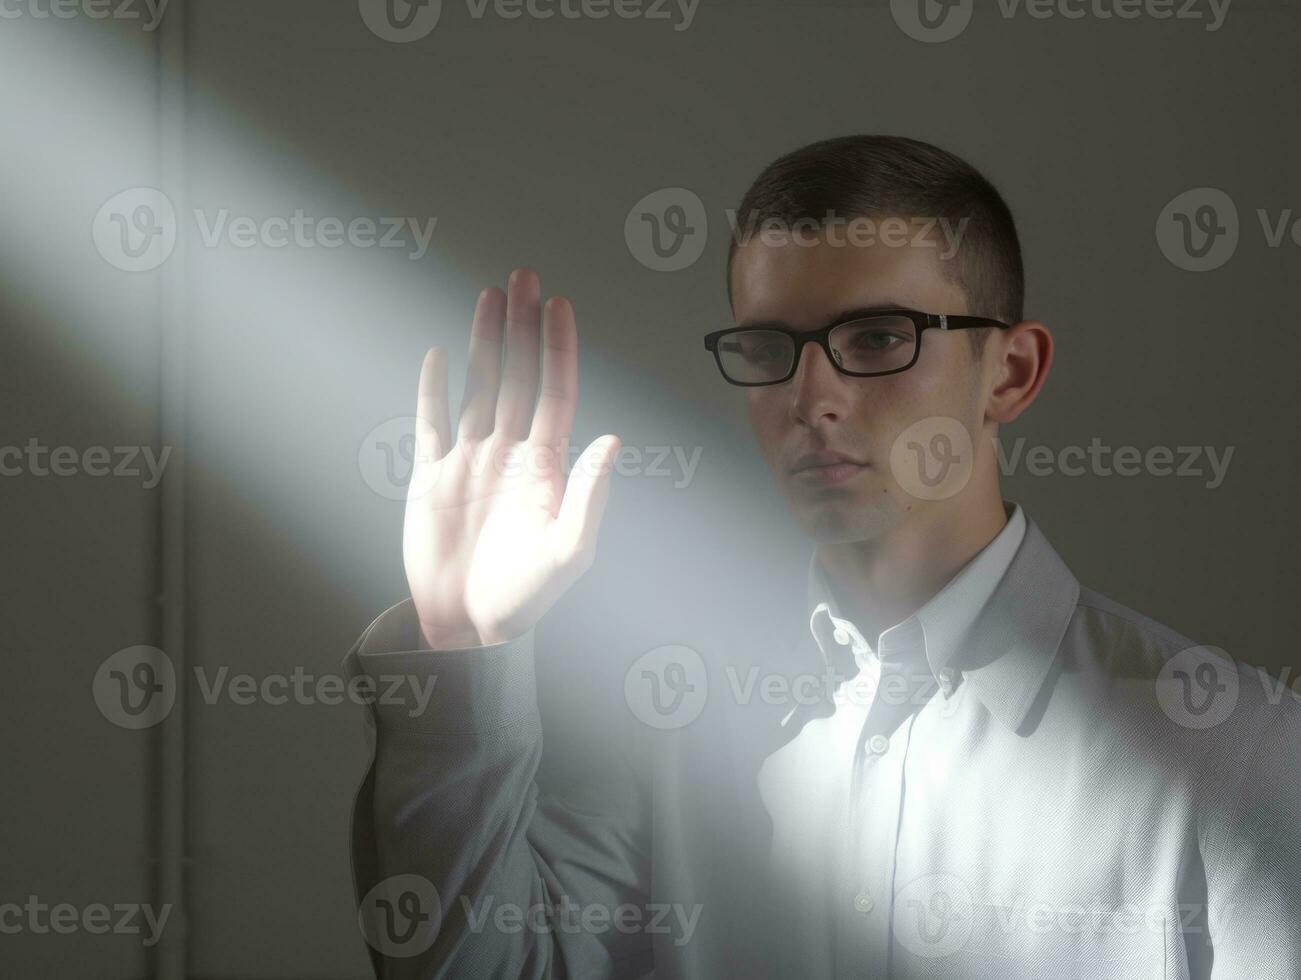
[737,302,912,331]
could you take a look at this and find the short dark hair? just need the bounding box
[726,135,1024,351]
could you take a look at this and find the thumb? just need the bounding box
[551,434,620,570]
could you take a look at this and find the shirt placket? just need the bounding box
[834,638,924,979]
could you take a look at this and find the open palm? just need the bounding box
[402,269,619,650]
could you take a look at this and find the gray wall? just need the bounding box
[3,0,1298,975]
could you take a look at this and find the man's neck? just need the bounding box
[814,493,1010,642]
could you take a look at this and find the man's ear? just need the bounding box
[986,320,1052,425]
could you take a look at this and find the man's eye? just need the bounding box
[748,343,787,363]
[848,330,903,352]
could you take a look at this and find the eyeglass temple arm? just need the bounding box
[931,314,1012,331]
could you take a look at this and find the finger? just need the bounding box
[528,296,578,457]
[549,435,620,572]
[414,346,452,464]
[493,268,542,441]
[457,287,505,441]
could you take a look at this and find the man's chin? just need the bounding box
[787,491,902,545]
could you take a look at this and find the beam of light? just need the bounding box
[1,7,804,976]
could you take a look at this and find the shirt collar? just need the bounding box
[806,503,1077,731]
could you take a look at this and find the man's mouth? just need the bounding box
[792,461,869,485]
[789,451,870,485]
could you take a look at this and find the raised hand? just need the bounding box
[402,268,620,650]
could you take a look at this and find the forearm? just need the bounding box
[347,605,652,978]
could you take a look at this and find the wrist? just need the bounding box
[417,620,484,651]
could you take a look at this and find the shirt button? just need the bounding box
[937,667,957,696]
[867,734,889,756]
[853,892,875,913]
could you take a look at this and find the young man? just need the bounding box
[347,136,1300,978]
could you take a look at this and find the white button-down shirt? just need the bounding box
[757,503,1301,979]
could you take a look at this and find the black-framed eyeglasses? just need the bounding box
[703,309,1011,387]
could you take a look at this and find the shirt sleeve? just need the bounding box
[1199,693,1301,980]
[344,599,654,979]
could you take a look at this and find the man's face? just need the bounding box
[731,224,991,544]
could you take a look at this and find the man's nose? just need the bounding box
[788,340,850,424]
